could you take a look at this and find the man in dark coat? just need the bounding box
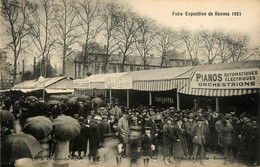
[89,116,102,163]
[99,115,111,144]
[144,113,158,158]
[238,114,253,164]
[219,115,235,165]
[172,118,188,167]
[191,117,207,165]
[162,117,173,165]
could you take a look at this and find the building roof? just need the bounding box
[12,76,70,89]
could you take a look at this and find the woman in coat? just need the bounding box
[172,118,188,167]
[162,117,173,165]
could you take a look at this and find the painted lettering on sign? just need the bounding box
[190,68,260,89]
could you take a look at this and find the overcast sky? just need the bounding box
[123,0,260,47]
[2,0,260,68]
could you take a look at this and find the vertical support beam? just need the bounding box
[216,97,219,113]
[177,91,180,111]
[109,89,112,104]
[127,90,129,108]
[149,91,152,106]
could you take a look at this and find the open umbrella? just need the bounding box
[23,116,53,140]
[0,110,15,122]
[50,95,69,100]
[68,97,77,105]
[1,133,43,164]
[77,95,91,102]
[26,96,37,101]
[47,100,61,105]
[91,97,103,105]
[53,115,81,165]
[53,115,80,140]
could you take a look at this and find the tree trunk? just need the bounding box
[13,56,17,85]
[62,48,66,76]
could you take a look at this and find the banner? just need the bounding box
[190,68,260,89]
[73,80,90,89]
[106,77,132,89]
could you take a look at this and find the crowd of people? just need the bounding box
[1,94,259,167]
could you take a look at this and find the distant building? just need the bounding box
[63,43,189,79]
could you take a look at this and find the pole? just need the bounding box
[126,89,129,108]
[149,91,152,106]
[177,91,180,111]
[216,97,219,113]
[109,89,112,104]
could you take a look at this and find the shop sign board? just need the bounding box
[190,68,260,89]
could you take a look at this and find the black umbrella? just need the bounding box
[1,133,43,164]
[0,110,15,122]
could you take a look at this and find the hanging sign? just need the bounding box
[190,68,260,89]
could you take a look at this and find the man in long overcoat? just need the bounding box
[191,117,207,165]
[172,118,188,167]
[89,116,101,163]
[162,117,173,165]
[118,110,129,157]
[220,115,235,165]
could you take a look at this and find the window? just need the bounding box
[130,66,134,71]
[101,66,106,73]
[113,66,117,73]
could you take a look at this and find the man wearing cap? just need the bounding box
[191,117,207,165]
[118,110,129,158]
[88,116,102,164]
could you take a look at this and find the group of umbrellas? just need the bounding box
[1,94,104,164]
[1,109,81,164]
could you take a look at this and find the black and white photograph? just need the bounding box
[0,0,259,166]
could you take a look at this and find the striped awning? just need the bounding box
[177,78,260,97]
[133,79,178,91]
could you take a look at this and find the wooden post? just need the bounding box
[177,91,180,111]
[149,92,152,106]
[127,90,129,108]
[216,97,219,113]
[109,89,112,104]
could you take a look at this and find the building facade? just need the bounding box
[63,43,190,79]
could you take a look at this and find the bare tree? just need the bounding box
[226,35,248,62]
[100,1,121,73]
[77,0,102,77]
[179,29,201,66]
[1,0,31,85]
[113,10,140,72]
[26,0,56,76]
[200,30,224,64]
[134,18,158,69]
[55,0,81,76]
[156,27,179,68]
